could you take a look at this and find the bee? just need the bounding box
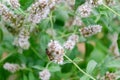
[46,48,54,61]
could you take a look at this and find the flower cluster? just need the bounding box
[55,0,64,4]
[64,0,75,9]
[27,0,58,24]
[0,0,118,80]
[87,0,103,7]
[8,0,20,9]
[27,0,49,24]
[79,25,102,37]
[48,0,56,9]
[64,34,79,50]
[46,28,56,37]
[0,3,25,35]
[13,28,30,50]
[39,69,51,80]
[0,3,16,21]
[0,0,60,51]
[77,2,92,18]
[68,0,75,6]
[105,0,116,6]
[47,40,64,64]
[101,72,116,80]
[65,16,82,28]
[3,62,20,73]
[72,16,83,26]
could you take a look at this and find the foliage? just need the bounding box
[0,0,120,80]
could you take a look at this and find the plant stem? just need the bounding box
[103,4,120,17]
[64,54,96,80]
[21,67,33,72]
[50,12,53,29]
[46,61,52,68]
[30,47,44,61]
[57,33,71,39]
[18,8,28,16]
[49,12,55,40]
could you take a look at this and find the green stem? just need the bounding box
[103,4,120,17]
[74,26,78,34]
[49,12,55,39]
[57,33,71,39]
[45,61,52,68]
[57,30,79,39]
[50,12,53,29]
[64,54,96,80]
[18,8,27,16]
[21,67,33,72]
[30,47,44,61]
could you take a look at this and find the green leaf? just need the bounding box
[28,72,36,80]
[73,57,83,63]
[86,60,97,74]
[0,28,3,43]
[61,63,73,73]
[106,59,120,68]
[63,60,72,64]
[85,43,94,58]
[81,60,97,80]
[39,33,50,54]
[20,0,34,10]
[69,46,80,60]
[80,75,89,80]
[39,19,50,30]
[75,0,85,9]
[54,7,69,22]
[23,75,28,80]
[49,65,61,72]
[32,65,44,70]
[89,48,106,62]
[118,33,120,51]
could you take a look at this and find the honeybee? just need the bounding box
[46,48,54,61]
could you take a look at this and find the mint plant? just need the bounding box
[0,0,120,80]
